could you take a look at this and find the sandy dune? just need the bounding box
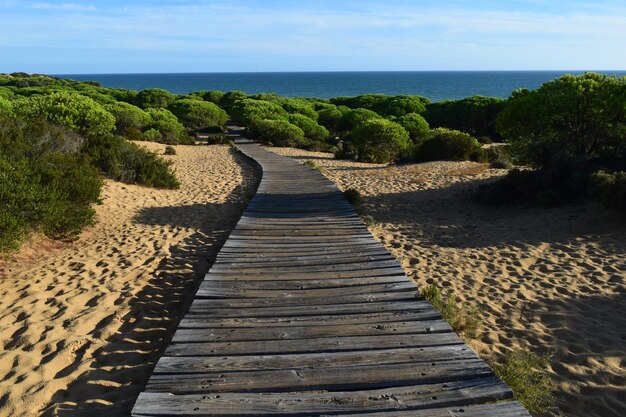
[0,143,259,417]
[269,147,626,417]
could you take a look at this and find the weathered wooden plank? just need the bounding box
[196,281,416,299]
[132,377,513,416]
[201,267,408,280]
[179,309,442,329]
[198,276,409,290]
[171,320,450,343]
[324,402,532,417]
[146,360,492,393]
[187,300,428,317]
[213,252,395,267]
[153,345,476,374]
[188,290,416,309]
[165,332,463,357]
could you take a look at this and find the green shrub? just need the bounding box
[425,96,506,140]
[190,90,224,104]
[590,170,626,212]
[331,94,429,116]
[254,119,305,147]
[145,108,189,144]
[15,91,115,138]
[287,113,329,141]
[497,73,626,168]
[484,145,514,169]
[105,101,151,134]
[278,98,318,120]
[338,108,382,131]
[396,113,430,143]
[415,128,485,162]
[343,188,362,205]
[141,128,162,142]
[317,106,344,133]
[0,117,102,250]
[422,284,481,339]
[381,96,427,117]
[492,350,557,415]
[169,98,228,129]
[219,90,248,111]
[135,88,175,109]
[351,118,411,163]
[35,152,102,241]
[164,145,177,155]
[0,96,13,115]
[83,135,180,189]
[205,133,231,145]
[230,99,288,125]
[303,160,322,172]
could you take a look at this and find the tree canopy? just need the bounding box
[497,73,626,167]
[351,118,410,163]
[15,91,115,138]
[169,99,228,129]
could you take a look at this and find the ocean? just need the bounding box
[56,71,626,102]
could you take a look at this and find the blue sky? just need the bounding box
[1,0,625,73]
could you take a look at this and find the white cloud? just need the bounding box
[0,1,625,71]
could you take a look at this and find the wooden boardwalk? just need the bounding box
[132,130,530,416]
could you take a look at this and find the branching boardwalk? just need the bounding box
[132,129,530,416]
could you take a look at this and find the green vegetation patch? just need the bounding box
[422,284,481,339]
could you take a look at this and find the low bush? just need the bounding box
[590,170,626,212]
[135,88,175,109]
[15,91,115,138]
[145,108,190,144]
[287,113,329,142]
[343,188,362,205]
[395,113,430,143]
[351,119,411,163]
[0,117,102,251]
[218,90,248,111]
[230,99,288,125]
[422,284,481,339]
[0,96,13,115]
[169,99,228,129]
[425,95,506,140]
[485,145,514,169]
[164,145,177,155]
[141,128,162,142]
[415,128,485,162]
[317,106,344,133]
[492,350,557,415]
[105,101,151,134]
[205,133,231,145]
[278,98,318,120]
[83,135,180,189]
[303,160,322,172]
[191,90,224,104]
[254,119,306,147]
[338,108,382,131]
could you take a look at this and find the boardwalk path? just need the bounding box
[132,130,530,416]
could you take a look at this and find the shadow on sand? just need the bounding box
[41,156,261,417]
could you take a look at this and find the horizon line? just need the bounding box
[45,69,626,76]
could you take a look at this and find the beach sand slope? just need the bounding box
[0,143,258,417]
[269,147,626,417]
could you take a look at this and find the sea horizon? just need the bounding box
[53,70,626,101]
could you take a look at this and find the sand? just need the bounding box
[0,142,258,417]
[268,147,626,417]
